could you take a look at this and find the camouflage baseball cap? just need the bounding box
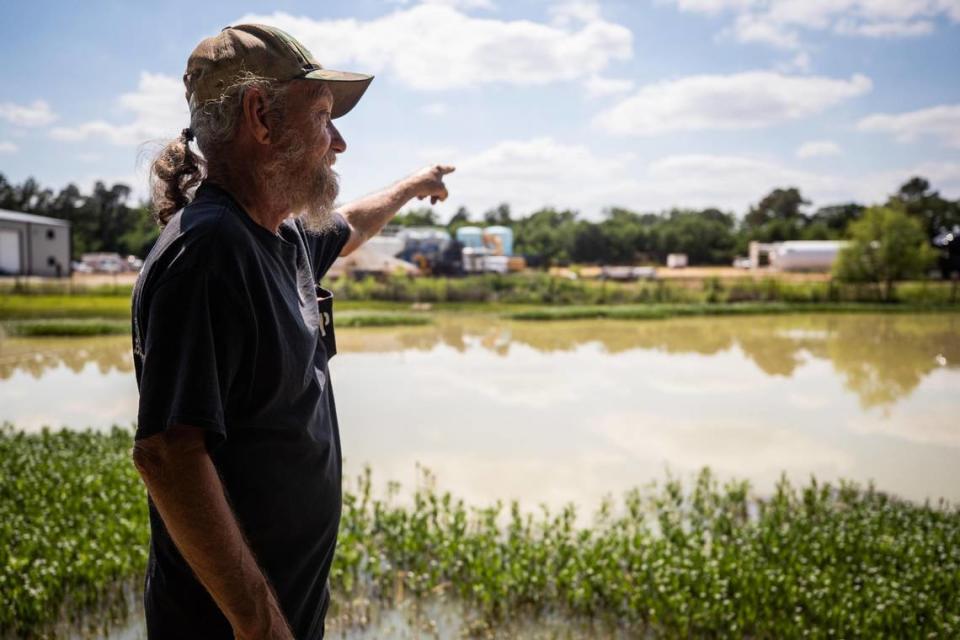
[184,24,373,119]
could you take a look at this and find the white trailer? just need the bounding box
[666,253,688,269]
[772,241,849,272]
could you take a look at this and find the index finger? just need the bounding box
[435,165,456,176]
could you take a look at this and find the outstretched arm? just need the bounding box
[338,164,455,256]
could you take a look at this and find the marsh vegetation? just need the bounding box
[2,428,958,639]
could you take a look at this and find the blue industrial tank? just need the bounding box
[483,226,513,257]
[455,226,484,250]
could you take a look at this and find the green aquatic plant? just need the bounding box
[0,427,148,637]
[0,314,429,338]
[505,302,958,322]
[333,313,431,328]
[1,427,958,638]
[1,319,130,337]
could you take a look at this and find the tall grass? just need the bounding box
[330,274,960,307]
[0,296,131,320]
[0,281,135,297]
[2,428,958,638]
[505,302,960,322]
[0,313,429,336]
[3,277,957,323]
[1,319,130,337]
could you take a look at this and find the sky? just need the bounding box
[1,0,959,221]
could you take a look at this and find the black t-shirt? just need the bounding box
[131,182,351,639]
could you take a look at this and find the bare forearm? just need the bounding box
[133,429,291,640]
[337,164,455,255]
[338,179,417,246]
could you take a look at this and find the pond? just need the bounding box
[2,312,958,511]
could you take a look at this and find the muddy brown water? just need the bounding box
[3,312,959,638]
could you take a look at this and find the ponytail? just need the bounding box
[149,127,205,227]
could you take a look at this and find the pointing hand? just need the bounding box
[408,164,455,205]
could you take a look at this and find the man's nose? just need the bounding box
[328,122,346,154]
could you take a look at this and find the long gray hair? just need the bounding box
[149,75,289,226]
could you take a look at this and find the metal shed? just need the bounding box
[0,208,71,277]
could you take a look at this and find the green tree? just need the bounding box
[834,206,936,301]
[392,207,438,227]
[0,172,159,257]
[809,203,865,237]
[743,187,808,228]
[513,207,576,266]
[886,176,960,239]
[483,203,513,226]
[737,188,811,253]
[654,209,737,265]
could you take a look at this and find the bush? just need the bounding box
[3,428,959,638]
[834,206,937,301]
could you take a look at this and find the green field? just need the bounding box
[505,301,960,321]
[0,310,432,335]
[2,428,958,638]
[2,274,959,336]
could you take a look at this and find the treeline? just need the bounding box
[394,177,960,266]
[0,173,156,258]
[2,171,959,266]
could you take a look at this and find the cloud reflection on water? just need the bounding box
[2,314,958,411]
[1,313,957,506]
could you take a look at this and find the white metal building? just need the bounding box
[0,209,71,277]
[747,240,848,272]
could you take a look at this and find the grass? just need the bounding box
[0,311,431,336]
[2,427,958,638]
[1,319,130,337]
[335,312,432,328]
[0,295,131,320]
[505,301,960,322]
[0,427,148,637]
[329,273,960,307]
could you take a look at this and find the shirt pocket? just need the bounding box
[316,286,338,360]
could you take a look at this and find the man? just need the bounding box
[131,24,453,639]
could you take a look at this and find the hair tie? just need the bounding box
[181,127,195,142]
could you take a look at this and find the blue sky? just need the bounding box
[1,0,959,220]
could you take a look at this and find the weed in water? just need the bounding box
[2,428,958,638]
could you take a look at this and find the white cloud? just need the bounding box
[448,137,635,215]
[0,100,58,127]
[857,103,960,149]
[49,72,187,146]
[728,13,801,49]
[835,19,935,37]
[642,153,857,207]
[394,0,497,9]
[550,0,602,26]
[439,137,960,219]
[663,0,960,47]
[592,71,871,136]
[584,75,634,97]
[426,0,496,8]
[419,102,449,116]
[641,156,959,209]
[796,140,842,158]
[236,5,632,90]
[0,141,18,154]
[775,50,811,72]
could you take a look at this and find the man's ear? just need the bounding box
[241,87,272,145]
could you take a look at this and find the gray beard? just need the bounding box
[263,134,341,236]
[295,161,340,236]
